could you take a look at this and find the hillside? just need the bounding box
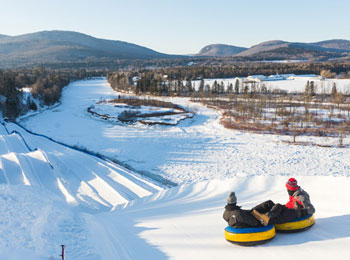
[1,78,349,259]
[0,122,162,209]
[194,39,350,61]
[311,39,350,51]
[235,39,350,61]
[1,31,349,67]
[196,44,247,57]
[0,30,179,67]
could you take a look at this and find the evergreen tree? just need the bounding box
[227,83,233,94]
[212,80,218,94]
[331,82,337,99]
[305,81,311,97]
[186,79,192,94]
[198,79,204,93]
[234,79,240,94]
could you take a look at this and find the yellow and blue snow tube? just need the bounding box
[224,225,275,246]
[275,214,315,233]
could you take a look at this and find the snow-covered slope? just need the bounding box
[0,121,164,259]
[1,78,349,259]
[0,122,162,210]
[90,176,350,260]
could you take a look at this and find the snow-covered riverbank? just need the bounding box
[21,78,350,184]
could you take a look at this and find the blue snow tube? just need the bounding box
[225,224,275,246]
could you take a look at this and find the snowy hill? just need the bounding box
[0,122,162,210]
[1,78,350,259]
[0,120,164,259]
[92,176,350,260]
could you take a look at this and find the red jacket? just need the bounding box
[285,195,303,209]
[285,188,315,214]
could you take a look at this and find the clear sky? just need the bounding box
[1,0,350,54]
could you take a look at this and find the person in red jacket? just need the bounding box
[252,178,315,226]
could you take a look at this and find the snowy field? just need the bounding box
[21,78,350,184]
[0,78,349,259]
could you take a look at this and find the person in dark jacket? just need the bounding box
[252,178,315,226]
[223,191,264,228]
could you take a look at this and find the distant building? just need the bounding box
[289,74,318,80]
[132,76,141,82]
[280,74,296,79]
[264,74,296,81]
[246,75,266,82]
[132,76,141,86]
[265,74,285,81]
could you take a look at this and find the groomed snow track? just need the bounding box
[0,122,162,210]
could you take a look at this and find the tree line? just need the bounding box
[0,68,102,119]
[107,62,350,96]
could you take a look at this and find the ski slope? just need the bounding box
[1,78,349,259]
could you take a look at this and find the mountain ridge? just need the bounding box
[234,39,350,57]
[0,30,181,67]
[194,39,350,61]
[195,43,247,57]
[1,30,350,68]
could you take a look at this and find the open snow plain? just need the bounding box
[0,78,349,259]
[21,78,350,183]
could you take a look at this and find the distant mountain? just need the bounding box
[310,39,350,51]
[234,39,350,60]
[0,30,182,67]
[235,40,289,56]
[1,31,349,68]
[195,44,247,57]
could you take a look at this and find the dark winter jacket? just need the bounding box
[223,204,262,228]
[285,187,315,215]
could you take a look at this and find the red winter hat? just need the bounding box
[286,178,299,191]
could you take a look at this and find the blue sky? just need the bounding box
[1,0,350,54]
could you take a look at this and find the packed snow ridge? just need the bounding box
[0,122,162,210]
[0,78,349,259]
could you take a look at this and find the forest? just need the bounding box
[0,68,102,119]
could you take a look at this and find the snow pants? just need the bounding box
[252,200,307,225]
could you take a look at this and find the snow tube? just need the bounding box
[275,214,315,233]
[224,225,275,246]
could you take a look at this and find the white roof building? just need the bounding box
[246,75,266,82]
[132,76,141,82]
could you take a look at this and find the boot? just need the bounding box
[252,210,270,226]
